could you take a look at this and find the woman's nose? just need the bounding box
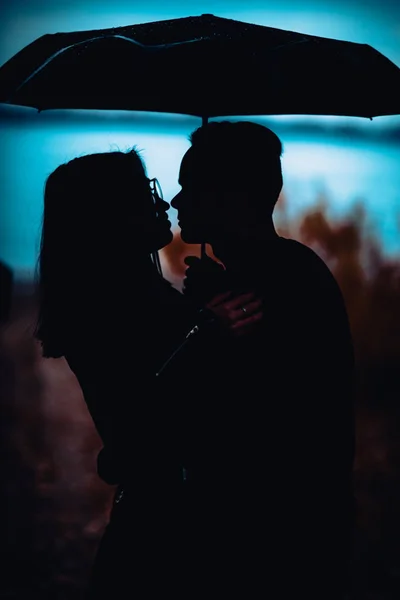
[157,198,170,211]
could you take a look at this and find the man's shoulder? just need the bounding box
[274,237,350,318]
[279,237,336,285]
[280,237,327,266]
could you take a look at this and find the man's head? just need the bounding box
[171,121,283,244]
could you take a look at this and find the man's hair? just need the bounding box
[189,121,283,211]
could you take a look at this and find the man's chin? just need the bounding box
[179,227,203,245]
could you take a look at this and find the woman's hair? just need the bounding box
[35,148,152,357]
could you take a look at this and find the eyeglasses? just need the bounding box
[148,177,164,277]
[148,177,164,210]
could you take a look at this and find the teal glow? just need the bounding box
[1,111,399,278]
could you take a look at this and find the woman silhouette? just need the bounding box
[35,148,261,597]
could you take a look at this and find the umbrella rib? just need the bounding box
[8,34,147,99]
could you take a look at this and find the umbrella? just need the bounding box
[0,13,399,119]
[1,14,399,258]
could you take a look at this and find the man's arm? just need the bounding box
[280,265,356,591]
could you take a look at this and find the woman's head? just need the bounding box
[35,148,172,356]
[42,149,172,259]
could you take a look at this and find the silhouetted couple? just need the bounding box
[35,121,355,599]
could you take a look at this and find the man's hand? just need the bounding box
[206,291,263,338]
[183,255,227,304]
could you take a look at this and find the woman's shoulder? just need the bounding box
[62,273,191,369]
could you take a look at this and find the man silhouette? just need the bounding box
[171,121,355,599]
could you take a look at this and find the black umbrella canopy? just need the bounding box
[0,13,399,118]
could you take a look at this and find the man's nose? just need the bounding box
[170,191,181,209]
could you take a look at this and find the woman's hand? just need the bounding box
[206,290,263,338]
